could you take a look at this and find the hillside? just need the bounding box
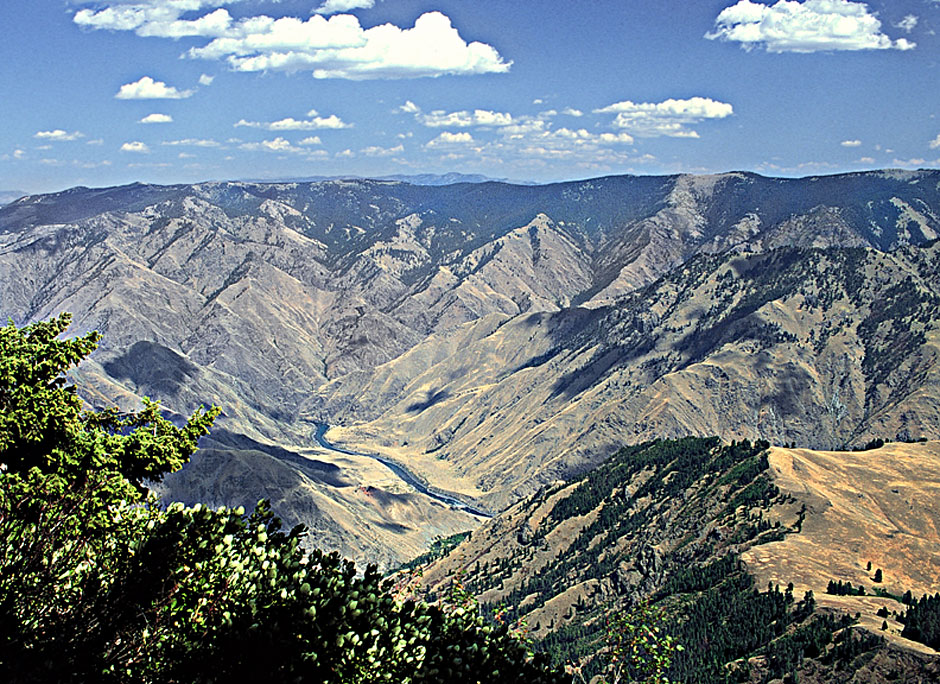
[3,170,940,559]
[416,438,940,682]
[312,242,940,509]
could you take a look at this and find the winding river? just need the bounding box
[313,423,491,518]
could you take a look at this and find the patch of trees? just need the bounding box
[827,579,868,596]
[0,314,565,683]
[899,593,940,650]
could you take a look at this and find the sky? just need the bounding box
[1,0,939,193]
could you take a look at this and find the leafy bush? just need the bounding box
[0,314,564,683]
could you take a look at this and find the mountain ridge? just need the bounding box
[3,168,940,563]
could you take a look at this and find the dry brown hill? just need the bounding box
[310,243,940,510]
[415,438,940,681]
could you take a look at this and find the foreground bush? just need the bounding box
[0,314,564,683]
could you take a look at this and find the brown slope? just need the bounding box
[414,439,940,678]
[309,244,940,510]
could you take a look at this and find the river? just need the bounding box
[312,423,491,518]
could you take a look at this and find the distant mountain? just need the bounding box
[308,241,940,508]
[239,172,525,186]
[376,172,524,185]
[0,190,25,206]
[417,438,940,681]
[3,169,940,561]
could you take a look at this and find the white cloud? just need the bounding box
[418,108,513,128]
[234,113,351,130]
[299,136,323,145]
[162,138,221,147]
[34,129,84,141]
[896,15,918,33]
[595,97,733,138]
[139,113,173,124]
[13,149,25,159]
[314,0,375,16]
[840,139,861,147]
[198,73,215,86]
[178,152,196,159]
[360,143,404,156]
[86,138,104,145]
[121,141,150,153]
[77,5,509,80]
[116,76,194,99]
[562,108,584,117]
[893,157,926,166]
[426,131,475,147]
[239,136,325,155]
[858,156,875,163]
[398,100,420,114]
[532,98,544,105]
[929,134,940,149]
[75,3,235,38]
[707,0,916,53]
[304,12,510,79]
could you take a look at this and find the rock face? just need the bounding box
[3,170,940,557]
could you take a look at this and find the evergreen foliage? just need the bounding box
[826,580,867,596]
[900,593,940,650]
[0,315,565,683]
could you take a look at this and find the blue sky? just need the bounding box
[2,0,939,193]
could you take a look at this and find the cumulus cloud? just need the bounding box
[238,136,329,156]
[230,12,510,79]
[198,73,215,86]
[75,3,235,38]
[929,134,940,150]
[840,139,861,147]
[299,136,323,145]
[426,131,475,147]
[234,111,351,130]
[121,141,151,153]
[34,129,84,141]
[240,137,303,153]
[75,4,509,80]
[595,97,733,138]
[418,108,513,128]
[139,113,173,123]
[707,0,916,52]
[116,76,194,99]
[314,0,375,16]
[360,143,404,156]
[562,108,584,117]
[896,15,918,33]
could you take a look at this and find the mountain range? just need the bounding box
[2,169,940,563]
[4,168,940,678]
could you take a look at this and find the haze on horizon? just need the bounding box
[2,0,939,194]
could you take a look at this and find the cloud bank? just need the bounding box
[75,4,510,80]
